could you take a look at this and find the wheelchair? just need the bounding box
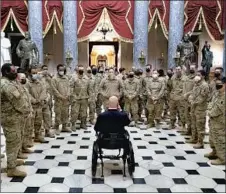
[91,131,135,177]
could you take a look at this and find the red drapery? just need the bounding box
[148,0,169,39]
[77,0,134,42]
[184,0,224,41]
[43,0,63,36]
[1,0,28,35]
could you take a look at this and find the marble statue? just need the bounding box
[16,31,39,72]
[1,32,11,66]
[201,42,213,80]
[176,33,194,72]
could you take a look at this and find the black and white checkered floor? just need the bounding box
[1,121,226,193]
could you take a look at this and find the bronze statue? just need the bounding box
[177,33,194,73]
[201,41,213,80]
[16,31,39,72]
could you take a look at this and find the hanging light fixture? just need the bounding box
[97,9,113,39]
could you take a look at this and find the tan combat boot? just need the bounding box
[17,153,28,159]
[71,122,76,132]
[22,148,34,154]
[204,151,217,158]
[34,135,46,143]
[185,139,197,144]
[54,125,60,135]
[80,119,87,130]
[193,143,204,149]
[62,124,72,133]
[16,159,25,166]
[7,168,27,177]
[45,130,55,138]
[169,123,176,130]
[211,159,225,165]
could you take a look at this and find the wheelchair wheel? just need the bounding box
[127,141,135,177]
[92,142,98,177]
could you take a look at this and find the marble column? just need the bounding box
[133,1,149,68]
[167,0,185,69]
[223,31,226,75]
[63,0,78,72]
[28,1,43,64]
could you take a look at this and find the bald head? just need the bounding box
[108,96,119,109]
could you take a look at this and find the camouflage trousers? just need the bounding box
[184,100,192,133]
[124,98,138,122]
[88,100,96,121]
[191,106,206,143]
[143,96,149,119]
[42,103,52,133]
[71,99,88,123]
[138,97,144,119]
[31,106,43,138]
[146,99,163,125]
[103,97,109,111]
[169,99,185,126]
[22,114,33,148]
[96,94,103,115]
[1,113,23,169]
[210,119,225,162]
[119,96,125,111]
[54,99,69,126]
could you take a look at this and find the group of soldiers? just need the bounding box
[1,62,225,178]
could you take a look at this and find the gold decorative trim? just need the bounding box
[215,0,224,34]
[125,0,133,35]
[1,8,12,32]
[184,0,189,25]
[77,0,85,35]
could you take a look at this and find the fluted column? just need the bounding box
[168,0,185,68]
[133,1,149,68]
[63,0,78,72]
[28,1,43,64]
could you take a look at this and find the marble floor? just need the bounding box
[1,121,226,193]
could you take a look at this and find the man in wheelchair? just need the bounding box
[92,96,135,177]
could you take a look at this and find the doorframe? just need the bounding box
[88,41,119,68]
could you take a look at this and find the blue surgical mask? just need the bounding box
[31,74,38,80]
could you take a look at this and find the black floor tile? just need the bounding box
[77,156,87,160]
[130,131,138,133]
[166,146,175,149]
[137,146,146,149]
[162,162,174,167]
[111,170,123,174]
[154,131,161,133]
[34,150,43,153]
[186,170,199,175]
[71,134,78,136]
[176,141,185,144]
[155,150,165,154]
[114,188,127,193]
[175,156,186,160]
[168,134,176,136]
[157,188,171,193]
[24,187,39,193]
[92,178,104,184]
[213,178,226,184]
[51,177,64,183]
[201,188,216,193]
[133,178,146,184]
[42,141,49,144]
[149,170,161,175]
[74,170,85,174]
[63,150,73,154]
[159,137,168,140]
[162,128,169,130]
[24,161,35,166]
[185,150,196,154]
[84,131,91,133]
[58,162,69,166]
[173,178,187,184]
[80,146,89,149]
[10,177,25,182]
[82,137,90,140]
[149,141,158,144]
[51,145,60,149]
[56,137,65,140]
[197,162,210,167]
[36,169,49,174]
[142,156,153,160]
[144,134,152,136]
[68,141,76,144]
[69,188,83,193]
[45,156,55,160]
[133,138,142,140]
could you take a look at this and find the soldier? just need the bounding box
[86,67,96,124]
[182,65,196,135]
[123,71,140,127]
[100,68,123,110]
[205,79,225,165]
[1,63,30,177]
[168,66,186,129]
[51,64,72,135]
[40,65,55,138]
[186,70,209,149]
[26,67,48,143]
[71,66,90,130]
[146,70,165,128]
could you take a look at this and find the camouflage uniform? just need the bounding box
[123,78,140,124]
[26,79,47,142]
[70,75,90,129]
[146,77,165,127]
[135,76,145,121]
[95,73,104,115]
[117,74,126,111]
[188,80,209,147]
[87,75,96,123]
[143,75,152,120]
[1,78,30,170]
[208,91,225,163]
[158,76,167,119]
[51,75,71,132]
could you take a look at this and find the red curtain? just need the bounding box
[1,0,28,34]
[77,1,134,42]
[148,0,169,39]
[184,0,224,41]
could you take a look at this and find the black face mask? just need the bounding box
[21,79,26,84]
[167,73,173,78]
[7,72,18,80]
[216,84,223,90]
[78,70,84,75]
[190,70,195,74]
[214,72,221,78]
[87,70,92,74]
[128,75,134,78]
[99,71,104,74]
[92,69,97,75]
[146,68,151,73]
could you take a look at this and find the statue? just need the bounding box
[201,42,213,80]
[138,50,146,66]
[16,31,39,72]
[1,32,11,66]
[176,33,194,73]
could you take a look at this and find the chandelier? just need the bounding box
[97,10,113,39]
